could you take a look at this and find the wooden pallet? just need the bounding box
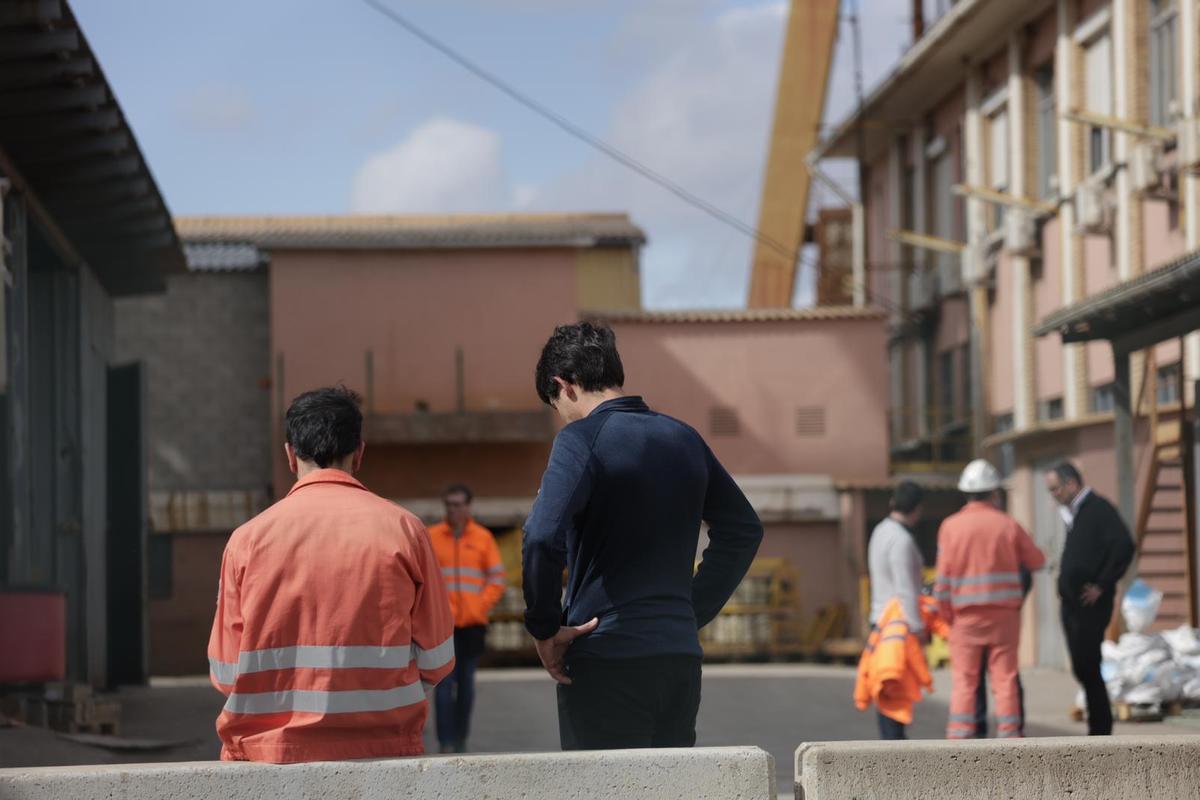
[1114,701,1165,722]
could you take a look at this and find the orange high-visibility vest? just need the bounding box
[207,469,455,763]
[932,501,1045,624]
[853,596,946,725]
[429,519,506,628]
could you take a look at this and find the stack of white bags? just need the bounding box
[1081,580,1200,710]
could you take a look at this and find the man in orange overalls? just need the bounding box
[934,459,1045,739]
[429,484,506,753]
[208,387,454,763]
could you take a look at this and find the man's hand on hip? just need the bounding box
[1080,583,1103,606]
[534,618,599,685]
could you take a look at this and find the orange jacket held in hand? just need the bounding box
[429,519,507,628]
[854,596,947,725]
[207,469,455,763]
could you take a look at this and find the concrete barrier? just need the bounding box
[795,735,1200,800]
[0,745,774,800]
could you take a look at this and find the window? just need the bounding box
[1038,396,1064,421]
[1035,64,1057,199]
[1149,0,1178,127]
[1084,31,1113,174]
[929,146,957,285]
[939,350,955,427]
[987,106,1010,231]
[1090,383,1116,413]
[1158,363,1182,405]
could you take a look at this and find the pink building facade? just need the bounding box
[815,0,1200,666]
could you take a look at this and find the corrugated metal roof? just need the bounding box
[584,306,887,324]
[174,213,646,250]
[0,0,184,295]
[183,241,266,272]
[1035,249,1200,342]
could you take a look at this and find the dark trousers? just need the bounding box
[435,626,487,748]
[557,655,702,750]
[1062,601,1114,735]
[974,648,1025,737]
[877,711,907,740]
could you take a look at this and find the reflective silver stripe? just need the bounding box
[996,714,1022,724]
[879,635,908,644]
[446,582,482,594]
[948,713,976,723]
[947,730,974,739]
[441,567,486,579]
[413,635,455,671]
[944,572,1021,587]
[487,565,505,575]
[209,658,239,685]
[237,645,413,674]
[951,588,1025,605]
[933,590,951,600]
[996,729,1021,738]
[224,683,426,715]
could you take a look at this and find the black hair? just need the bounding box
[890,480,925,514]
[966,491,995,503]
[285,386,363,468]
[1048,460,1083,487]
[444,483,473,504]
[534,322,625,405]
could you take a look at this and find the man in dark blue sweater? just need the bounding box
[522,322,763,750]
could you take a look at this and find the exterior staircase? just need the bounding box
[1135,416,1195,631]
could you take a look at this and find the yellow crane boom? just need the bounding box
[748,0,840,308]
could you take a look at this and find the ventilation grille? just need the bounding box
[709,406,741,437]
[795,406,826,437]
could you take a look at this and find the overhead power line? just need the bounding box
[359,0,912,318]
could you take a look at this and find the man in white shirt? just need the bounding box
[866,480,926,740]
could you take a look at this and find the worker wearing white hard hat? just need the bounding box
[933,459,1045,739]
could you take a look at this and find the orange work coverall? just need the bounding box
[933,501,1045,739]
[208,469,455,763]
[429,519,507,628]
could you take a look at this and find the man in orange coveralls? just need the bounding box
[207,387,455,763]
[429,484,507,753]
[934,459,1045,739]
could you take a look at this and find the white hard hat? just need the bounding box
[958,459,1002,493]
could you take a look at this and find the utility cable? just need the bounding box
[359,0,914,319]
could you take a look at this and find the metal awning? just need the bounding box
[1035,251,1200,351]
[0,0,183,295]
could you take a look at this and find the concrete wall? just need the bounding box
[268,247,582,496]
[0,747,775,800]
[114,271,271,495]
[796,736,1200,800]
[610,318,890,482]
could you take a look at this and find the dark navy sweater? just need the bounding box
[522,396,763,659]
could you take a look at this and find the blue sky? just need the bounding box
[73,0,912,308]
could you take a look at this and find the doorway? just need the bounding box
[1033,459,1068,668]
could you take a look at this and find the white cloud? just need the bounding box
[350,117,510,213]
[524,2,789,308]
[177,83,256,134]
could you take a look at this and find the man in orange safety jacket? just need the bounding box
[429,484,506,753]
[207,387,454,763]
[934,459,1045,740]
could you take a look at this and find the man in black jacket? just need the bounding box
[523,322,764,750]
[1044,461,1135,735]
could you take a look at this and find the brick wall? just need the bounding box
[114,271,271,494]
